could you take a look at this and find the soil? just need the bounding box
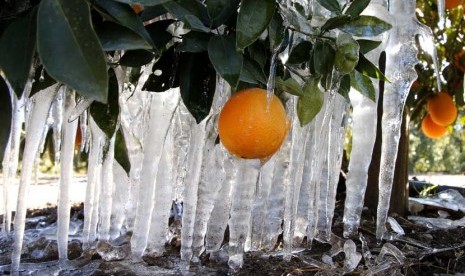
[0,192,464,276]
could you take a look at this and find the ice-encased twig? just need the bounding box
[57,90,78,261]
[11,84,58,272]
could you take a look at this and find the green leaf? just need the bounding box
[239,56,267,85]
[344,0,370,17]
[298,78,324,126]
[287,41,312,64]
[145,20,174,50]
[178,52,217,123]
[0,7,37,98]
[357,39,382,54]
[140,5,167,22]
[316,0,341,14]
[143,47,179,92]
[338,74,351,100]
[37,0,108,103]
[163,1,211,32]
[31,66,57,98]
[119,50,155,67]
[350,70,375,101]
[96,21,153,51]
[206,0,240,27]
[90,68,120,137]
[268,12,285,51]
[321,15,351,31]
[114,128,131,175]
[113,0,172,5]
[208,34,243,89]
[96,0,154,48]
[355,53,389,82]
[129,67,142,86]
[0,76,12,167]
[340,15,392,37]
[178,31,211,52]
[236,0,276,50]
[275,77,303,96]
[313,40,335,76]
[247,41,268,70]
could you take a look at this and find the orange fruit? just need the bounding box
[446,0,463,9]
[454,49,465,72]
[426,92,458,126]
[132,4,143,14]
[421,114,448,139]
[218,88,289,160]
[75,125,82,150]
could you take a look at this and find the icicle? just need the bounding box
[98,135,116,242]
[418,28,442,92]
[79,111,88,153]
[109,161,130,240]
[228,159,261,271]
[437,0,446,27]
[377,0,423,239]
[131,89,179,261]
[67,96,93,123]
[51,88,65,163]
[11,84,58,272]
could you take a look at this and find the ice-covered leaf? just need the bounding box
[163,0,211,32]
[208,34,243,89]
[275,77,303,96]
[321,15,351,31]
[96,0,154,48]
[30,66,57,98]
[344,0,370,17]
[90,68,120,138]
[37,0,108,103]
[96,21,153,51]
[114,128,131,175]
[340,15,392,37]
[0,76,12,167]
[316,0,341,14]
[239,56,267,85]
[298,78,324,126]
[279,3,313,35]
[236,0,276,50]
[178,31,212,52]
[338,74,351,100]
[206,0,240,27]
[178,52,216,123]
[357,39,382,54]
[0,7,37,98]
[355,53,389,82]
[350,70,375,101]
[142,47,179,92]
[313,40,335,76]
[119,50,155,67]
[140,5,167,22]
[287,41,312,64]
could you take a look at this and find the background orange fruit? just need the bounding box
[446,0,463,9]
[426,92,457,126]
[218,88,288,160]
[421,114,448,139]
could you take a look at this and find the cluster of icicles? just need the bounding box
[1,0,440,273]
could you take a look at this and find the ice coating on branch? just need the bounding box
[57,90,78,261]
[11,84,58,272]
[377,0,424,240]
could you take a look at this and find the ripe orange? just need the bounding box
[421,114,447,139]
[132,4,143,14]
[218,88,289,160]
[446,0,463,9]
[426,92,458,126]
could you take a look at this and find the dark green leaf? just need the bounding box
[239,56,267,85]
[143,47,179,92]
[340,15,392,37]
[338,74,350,100]
[355,53,389,81]
[178,52,216,123]
[268,12,285,50]
[163,1,211,32]
[114,128,131,175]
[357,39,382,54]
[0,7,37,97]
[140,5,167,21]
[90,68,120,137]
[178,31,211,52]
[247,41,268,70]
[0,76,12,167]
[321,15,351,31]
[287,41,312,64]
[275,77,303,96]
[313,40,335,76]
[145,20,174,50]
[129,66,142,86]
[350,70,375,101]
[31,66,57,98]
[113,0,172,5]
[236,0,276,50]
[344,0,370,17]
[206,0,240,27]
[316,0,341,14]
[119,50,155,67]
[96,21,153,51]
[96,0,155,47]
[298,77,324,126]
[38,0,108,103]
[208,34,243,89]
